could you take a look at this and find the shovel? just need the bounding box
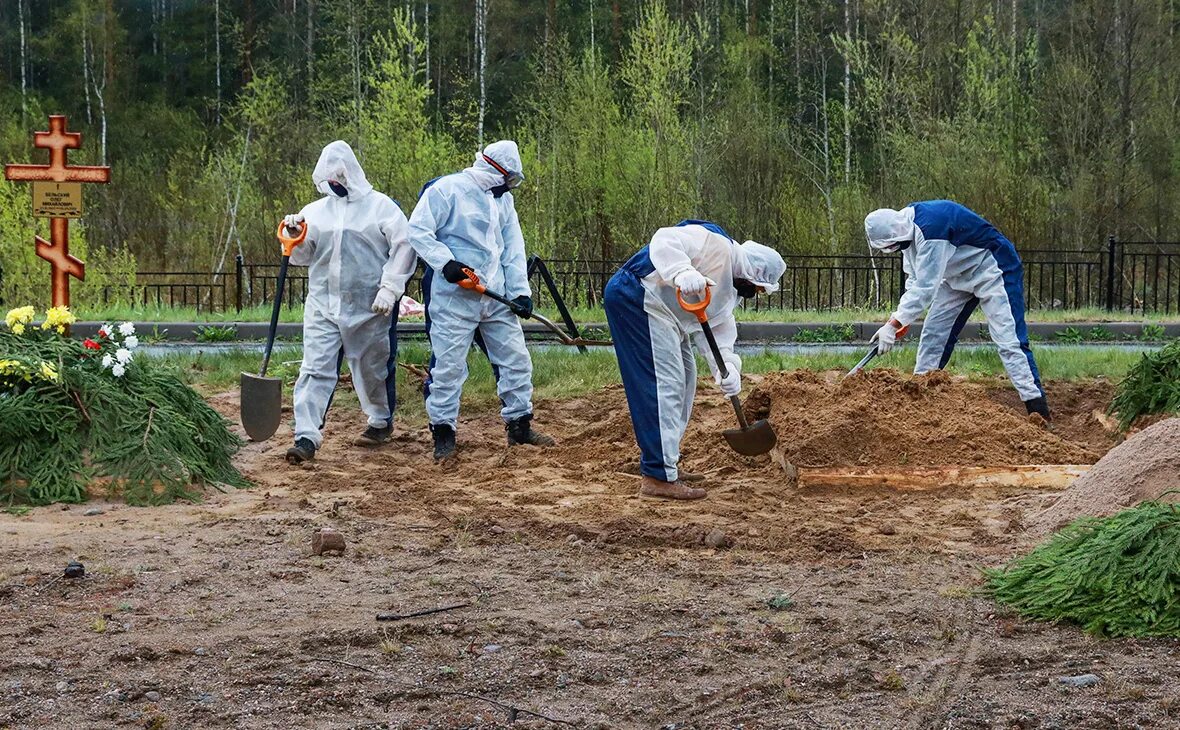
[240,220,306,441]
[457,268,614,347]
[676,286,777,456]
[844,323,910,379]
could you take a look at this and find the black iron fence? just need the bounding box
[94,237,1180,314]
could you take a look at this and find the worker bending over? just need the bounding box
[604,221,786,500]
[865,199,1049,420]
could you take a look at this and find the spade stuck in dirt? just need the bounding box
[241,221,306,442]
[677,287,777,456]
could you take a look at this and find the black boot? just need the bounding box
[286,437,316,465]
[355,424,392,446]
[1024,396,1051,422]
[506,414,556,447]
[430,423,456,461]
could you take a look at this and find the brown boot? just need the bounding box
[640,475,706,500]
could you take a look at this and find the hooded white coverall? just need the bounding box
[290,141,417,448]
[407,141,534,428]
[603,221,787,483]
[865,200,1043,402]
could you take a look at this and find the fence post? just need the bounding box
[235,255,244,312]
[1104,235,1117,312]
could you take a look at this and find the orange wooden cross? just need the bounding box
[4,115,111,307]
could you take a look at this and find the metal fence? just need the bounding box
[93,237,1180,314]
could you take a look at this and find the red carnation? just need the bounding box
[84,339,101,350]
[97,328,108,338]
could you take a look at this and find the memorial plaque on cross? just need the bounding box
[4,115,112,308]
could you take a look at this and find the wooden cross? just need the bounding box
[4,115,111,308]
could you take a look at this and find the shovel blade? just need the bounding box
[240,372,283,442]
[723,418,778,456]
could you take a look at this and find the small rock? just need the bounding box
[196,692,215,704]
[55,680,70,693]
[1058,674,1100,688]
[83,508,104,517]
[565,534,581,544]
[483,644,502,653]
[218,559,230,570]
[528,669,545,678]
[144,691,161,702]
[489,525,505,535]
[878,523,897,536]
[311,527,346,556]
[704,528,730,549]
[440,623,459,634]
[557,672,570,688]
[64,561,85,579]
[193,647,208,656]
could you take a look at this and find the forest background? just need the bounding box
[1,0,1178,307]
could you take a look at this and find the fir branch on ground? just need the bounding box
[1109,340,1180,430]
[986,497,1180,638]
[0,329,247,506]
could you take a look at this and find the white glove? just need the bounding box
[714,355,742,397]
[371,286,400,315]
[673,269,715,298]
[871,321,898,355]
[283,213,305,232]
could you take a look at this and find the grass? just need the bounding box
[157,343,1146,422]
[72,302,1180,325]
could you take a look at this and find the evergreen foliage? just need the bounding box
[987,497,1180,638]
[1109,340,1180,430]
[0,312,246,506]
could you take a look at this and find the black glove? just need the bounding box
[442,260,473,284]
[510,295,533,318]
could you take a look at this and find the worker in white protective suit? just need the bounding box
[865,200,1049,420]
[282,141,418,464]
[603,221,786,500]
[407,140,554,461]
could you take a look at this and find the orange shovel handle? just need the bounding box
[276,220,308,257]
[675,286,712,323]
[457,267,487,294]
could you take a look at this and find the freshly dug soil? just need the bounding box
[1029,418,1180,535]
[745,369,1099,469]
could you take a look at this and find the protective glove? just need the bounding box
[442,260,474,284]
[714,355,742,397]
[510,295,533,318]
[371,286,400,315]
[871,320,899,355]
[673,269,714,298]
[282,213,305,234]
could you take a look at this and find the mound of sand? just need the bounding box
[1029,418,1180,535]
[745,369,1098,469]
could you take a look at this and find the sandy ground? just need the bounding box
[3,372,1179,729]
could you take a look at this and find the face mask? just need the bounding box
[734,278,759,299]
[328,180,348,198]
[490,183,512,199]
[482,154,523,190]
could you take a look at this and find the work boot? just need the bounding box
[640,475,706,501]
[355,424,392,447]
[286,438,316,465]
[1024,396,1052,423]
[431,423,456,462]
[505,414,556,447]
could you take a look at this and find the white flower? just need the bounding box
[124,335,139,349]
[115,348,133,364]
[100,322,114,338]
[118,322,135,337]
[111,363,126,378]
[101,353,114,369]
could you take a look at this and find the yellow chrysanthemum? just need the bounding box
[11,323,25,336]
[41,306,77,332]
[39,362,60,382]
[5,306,35,329]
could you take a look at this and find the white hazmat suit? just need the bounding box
[407,141,535,432]
[287,141,417,452]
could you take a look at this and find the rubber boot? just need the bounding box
[355,424,392,447]
[431,423,456,462]
[506,414,556,447]
[1024,396,1051,423]
[286,437,316,465]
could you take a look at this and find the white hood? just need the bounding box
[312,140,373,201]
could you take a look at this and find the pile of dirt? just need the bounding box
[1029,418,1180,535]
[745,369,1099,469]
